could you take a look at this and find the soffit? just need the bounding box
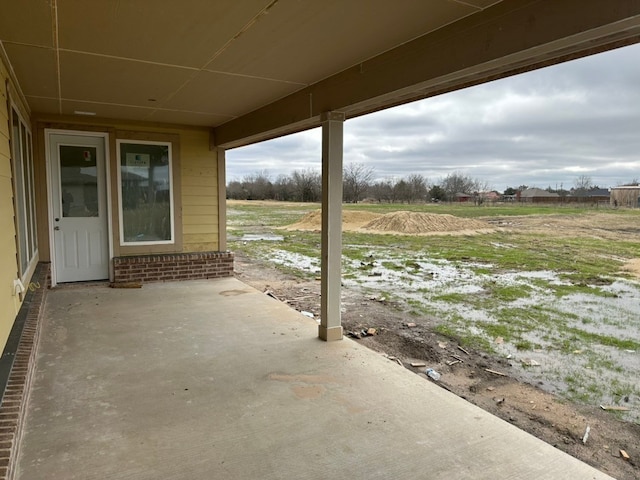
[0,0,638,143]
[0,0,486,125]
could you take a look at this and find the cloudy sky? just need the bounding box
[226,43,640,193]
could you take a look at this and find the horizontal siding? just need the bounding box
[182,175,218,188]
[182,215,217,226]
[182,223,217,235]
[180,129,219,252]
[182,205,217,216]
[181,185,217,197]
[0,60,18,351]
[0,132,11,178]
[182,166,218,177]
[182,233,221,244]
[181,195,218,207]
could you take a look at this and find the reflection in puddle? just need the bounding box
[240,234,284,242]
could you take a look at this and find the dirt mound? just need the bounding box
[622,258,640,278]
[283,210,381,231]
[363,211,491,234]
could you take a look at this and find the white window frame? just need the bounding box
[10,104,38,283]
[116,139,175,246]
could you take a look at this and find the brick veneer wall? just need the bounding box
[0,262,49,480]
[113,251,233,283]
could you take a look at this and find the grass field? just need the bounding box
[228,200,640,420]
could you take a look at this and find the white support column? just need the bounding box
[319,112,345,341]
[217,147,227,252]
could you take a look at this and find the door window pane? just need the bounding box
[59,146,98,217]
[118,141,173,244]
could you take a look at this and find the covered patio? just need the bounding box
[14,278,612,479]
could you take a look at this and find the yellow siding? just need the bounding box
[0,59,20,350]
[180,129,219,252]
[182,195,218,207]
[183,223,218,235]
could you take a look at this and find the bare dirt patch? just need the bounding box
[622,258,640,279]
[362,210,493,235]
[283,209,494,235]
[281,209,381,231]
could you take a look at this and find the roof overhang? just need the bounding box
[1,0,639,149]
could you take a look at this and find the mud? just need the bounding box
[231,213,640,480]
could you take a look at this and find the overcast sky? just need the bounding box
[226,43,640,193]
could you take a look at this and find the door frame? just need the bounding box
[45,129,113,287]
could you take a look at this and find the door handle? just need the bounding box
[54,226,60,231]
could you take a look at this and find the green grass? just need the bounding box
[228,200,640,413]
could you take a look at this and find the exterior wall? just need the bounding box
[113,252,233,283]
[610,188,640,208]
[0,57,35,350]
[180,129,219,252]
[33,117,228,283]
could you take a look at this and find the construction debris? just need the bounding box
[265,290,280,301]
[582,426,591,444]
[620,450,630,461]
[458,345,470,355]
[521,358,541,367]
[347,327,379,339]
[485,368,507,377]
[405,322,417,328]
[600,405,630,412]
[410,362,426,368]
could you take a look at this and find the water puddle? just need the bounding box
[240,233,284,242]
[240,240,640,421]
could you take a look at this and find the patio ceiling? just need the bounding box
[1,0,639,148]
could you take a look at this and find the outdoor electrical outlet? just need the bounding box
[13,279,25,297]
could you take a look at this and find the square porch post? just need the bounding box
[319,112,345,341]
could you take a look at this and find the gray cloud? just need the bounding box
[227,43,640,192]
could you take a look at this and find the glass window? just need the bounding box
[59,145,99,217]
[118,141,173,244]
[10,107,38,277]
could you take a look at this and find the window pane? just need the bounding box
[26,131,37,257]
[60,146,99,217]
[21,124,34,256]
[12,111,28,274]
[119,142,172,243]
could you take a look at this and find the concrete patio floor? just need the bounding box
[15,277,612,479]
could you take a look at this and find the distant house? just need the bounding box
[455,193,472,203]
[480,191,501,202]
[518,188,559,203]
[582,188,610,204]
[610,186,640,208]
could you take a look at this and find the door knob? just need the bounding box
[54,226,60,231]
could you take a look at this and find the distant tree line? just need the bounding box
[227,163,492,203]
[228,167,633,204]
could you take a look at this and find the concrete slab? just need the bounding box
[15,278,612,479]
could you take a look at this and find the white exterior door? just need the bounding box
[50,134,109,282]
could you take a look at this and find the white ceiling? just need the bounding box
[1,0,639,147]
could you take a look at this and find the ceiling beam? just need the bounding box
[213,0,640,149]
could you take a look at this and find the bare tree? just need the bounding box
[241,170,273,200]
[291,169,321,202]
[573,174,593,196]
[343,162,374,203]
[370,179,394,203]
[439,172,478,202]
[406,174,429,203]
